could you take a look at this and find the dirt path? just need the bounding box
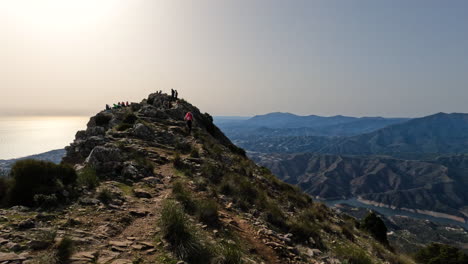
[229,215,281,264]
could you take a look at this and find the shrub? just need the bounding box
[190,148,200,158]
[173,153,185,170]
[336,245,374,264]
[361,212,388,245]
[342,225,355,242]
[55,237,74,264]
[34,194,59,209]
[95,113,112,127]
[0,177,12,204]
[159,200,212,263]
[196,199,219,227]
[172,181,196,213]
[217,243,243,264]
[116,123,133,131]
[123,112,138,125]
[175,141,192,154]
[414,243,468,264]
[264,202,287,230]
[193,177,208,191]
[228,144,246,157]
[287,218,325,248]
[201,162,223,183]
[77,167,99,189]
[97,188,114,205]
[8,160,77,206]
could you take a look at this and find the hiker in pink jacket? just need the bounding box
[184,112,193,134]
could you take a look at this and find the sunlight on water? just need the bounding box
[0,116,88,159]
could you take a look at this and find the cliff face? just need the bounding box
[0,93,412,264]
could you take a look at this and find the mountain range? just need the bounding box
[217,112,468,226]
[252,153,468,222]
[218,112,468,158]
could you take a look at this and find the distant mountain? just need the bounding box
[216,113,409,153]
[0,149,65,175]
[252,152,468,222]
[321,113,468,156]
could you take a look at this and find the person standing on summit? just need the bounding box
[184,111,193,134]
[171,89,175,101]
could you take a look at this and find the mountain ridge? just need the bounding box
[0,92,411,263]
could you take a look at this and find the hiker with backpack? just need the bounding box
[184,111,193,134]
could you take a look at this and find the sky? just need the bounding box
[1,0,467,117]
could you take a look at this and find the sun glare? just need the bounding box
[2,0,125,32]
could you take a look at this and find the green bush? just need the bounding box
[123,112,138,125]
[8,160,77,206]
[414,243,468,264]
[196,199,219,227]
[264,202,287,230]
[77,167,99,189]
[287,218,325,248]
[34,194,59,209]
[172,181,196,213]
[159,200,212,263]
[97,188,114,205]
[342,225,355,242]
[336,245,374,264]
[201,163,223,183]
[217,243,243,264]
[361,212,388,245]
[175,141,192,154]
[55,237,74,264]
[0,177,12,204]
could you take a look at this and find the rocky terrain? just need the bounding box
[0,93,412,264]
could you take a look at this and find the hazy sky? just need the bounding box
[1,0,467,117]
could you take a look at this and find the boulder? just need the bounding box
[85,146,123,166]
[132,123,153,140]
[0,252,24,262]
[133,189,152,199]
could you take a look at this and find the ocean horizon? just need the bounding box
[0,116,88,160]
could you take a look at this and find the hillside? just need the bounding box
[321,113,468,156]
[252,153,468,222]
[0,93,412,264]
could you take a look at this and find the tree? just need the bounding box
[361,212,388,245]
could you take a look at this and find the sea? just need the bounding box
[0,116,88,160]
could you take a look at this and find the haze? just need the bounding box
[1,0,468,117]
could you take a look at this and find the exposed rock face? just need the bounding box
[132,123,154,140]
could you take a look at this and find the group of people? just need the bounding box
[105,101,130,111]
[102,89,193,135]
[171,89,179,101]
